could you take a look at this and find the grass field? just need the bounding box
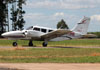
[0,48,100,63]
[0,39,100,63]
[0,39,100,47]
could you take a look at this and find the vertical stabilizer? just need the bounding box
[72,17,90,35]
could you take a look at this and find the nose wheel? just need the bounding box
[13,42,18,47]
[42,42,48,47]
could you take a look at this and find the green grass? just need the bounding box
[0,48,100,63]
[1,56,100,63]
[0,48,97,56]
[0,39,100,47]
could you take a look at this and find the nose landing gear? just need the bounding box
[12,42,18,47]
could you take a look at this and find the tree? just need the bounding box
[4,0,15,32]
[57,19,69,29]
[0,0,7,36]
[10,0,26,30]
[10,0,18,31]
[17,0,26,30]
[0,0,26,37]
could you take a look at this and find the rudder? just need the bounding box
[72,17,90,35]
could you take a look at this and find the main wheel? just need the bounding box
[13,42,17,47]
[42,42,47,47]
[29,40,33,46]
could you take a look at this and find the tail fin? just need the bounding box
[72,17,90,35]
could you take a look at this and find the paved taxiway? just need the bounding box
[0,63,100,70]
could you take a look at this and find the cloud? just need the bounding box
[24,12,64,23]
[25,0,100,10]
[24,12,77,22]
[91,15,100,22]
[24,12,78,28]
[54,12,64,17]
[24,13,44,20]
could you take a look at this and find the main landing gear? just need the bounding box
[42,42,48,47]
[28,40,48,47]
[29,40,33,46]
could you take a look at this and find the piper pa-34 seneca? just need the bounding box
[2,17,90,47]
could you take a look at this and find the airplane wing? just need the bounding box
[41,29,72,41]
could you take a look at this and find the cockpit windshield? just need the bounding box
[26,26,33,30]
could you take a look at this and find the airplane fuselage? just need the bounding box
[2,28,82,41]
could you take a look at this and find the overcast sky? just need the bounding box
[22,0,100,32]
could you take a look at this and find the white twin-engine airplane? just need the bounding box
[2,17,90,47]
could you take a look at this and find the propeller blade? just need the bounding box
[23,31,28,37]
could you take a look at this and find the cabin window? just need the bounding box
[49,30,53,32]
[41,29,47,33]
[33,27,40,31]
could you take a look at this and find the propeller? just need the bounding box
[23,31,28,37]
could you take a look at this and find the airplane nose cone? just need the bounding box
[1,33,7,37]
[1,33,5,37]
[2,31,26,38]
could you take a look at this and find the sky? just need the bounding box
[22,0,100,32]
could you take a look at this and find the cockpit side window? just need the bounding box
[41,28,47,33]
[33,27,40,31]
[49,30,53,32]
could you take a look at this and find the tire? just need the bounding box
[42,42,47,47]
[29,41,33,46]
[13,42,17,47]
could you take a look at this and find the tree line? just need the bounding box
[0,0,26,36]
